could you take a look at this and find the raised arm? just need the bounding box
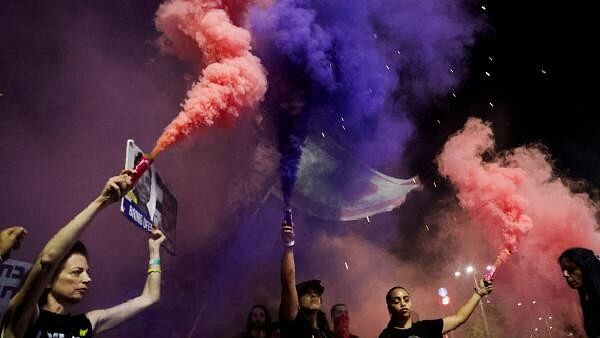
[442,278,493,333]
[0,226,28,261]
[86,228,165,333]
[280,221,298,321]
[2,172,133,338]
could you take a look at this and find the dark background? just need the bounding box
[1,0,597,337]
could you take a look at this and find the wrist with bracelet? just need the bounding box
[283,240,295,248]
[147,258,161,274]
[147,267,161,274]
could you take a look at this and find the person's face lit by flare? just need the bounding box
[560,257,584,289]
[387,288,412,319]
[299,288,321,311]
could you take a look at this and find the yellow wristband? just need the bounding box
[147,267,161,274]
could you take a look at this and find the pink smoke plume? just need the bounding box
[436,117,599,334]
[151,0,267,157]
[437,118,533,272]
[437,118,600,275]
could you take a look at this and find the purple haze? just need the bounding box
[249,0,482,205]
[0,1,486,337]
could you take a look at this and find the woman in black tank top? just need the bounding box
[1,171,166,338]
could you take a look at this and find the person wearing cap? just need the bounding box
[280,217,331,338]
[378,280,493,338]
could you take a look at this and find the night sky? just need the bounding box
[1,0,598,337]
[408,0,599,186]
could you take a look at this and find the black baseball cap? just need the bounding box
[296,279,324,297]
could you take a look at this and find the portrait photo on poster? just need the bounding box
[120,139,177,255]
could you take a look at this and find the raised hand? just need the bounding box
[148,228,166,256]
[0,226,28,259]
[475,278,494,297]
[281,221,295,247]
[98,170,135,204]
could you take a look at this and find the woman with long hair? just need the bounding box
[1,171,166,338]
[559,247,600,337]
[236,305,272,338]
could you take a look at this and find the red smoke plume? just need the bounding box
[152,0,267,157]
[437,118,599,274]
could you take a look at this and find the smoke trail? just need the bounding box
[437,118,533,270]
[435,118,599,334]
[249,0,482,205]
[249,0,336,206]
[437,117,598,273]
[151,0,267,157]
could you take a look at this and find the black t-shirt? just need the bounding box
[280,311,330,338]
[583,296,600,338]
[25,310,93,338]
[378,319,443,338]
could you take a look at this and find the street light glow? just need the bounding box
[454,271,461,277]
[438,287,448,297]
[465,266,474,274]
[442,296,450,305]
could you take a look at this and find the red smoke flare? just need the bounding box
[151,0,267,157]
[437,118,533,274]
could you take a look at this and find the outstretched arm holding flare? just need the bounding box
[278,210,330,336]
[1,171,135,338]
[442,278,493,333]
[280,215,298,322]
